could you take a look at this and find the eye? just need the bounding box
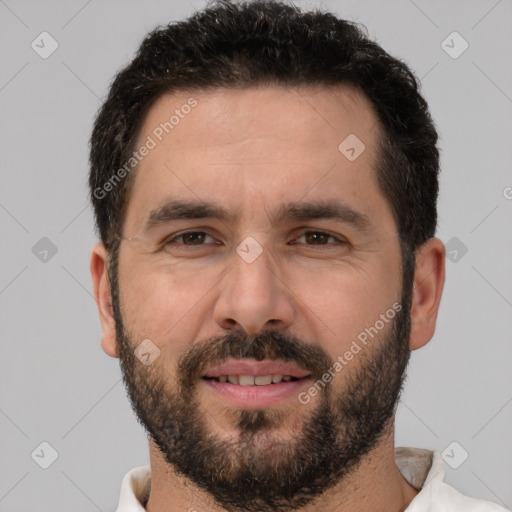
[164,231,217,247]
[292,230,347,246]
[160,229,347,251]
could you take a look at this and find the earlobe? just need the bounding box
[90,242,119,358]
[409,238,446,351]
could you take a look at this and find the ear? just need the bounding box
[90,242,119,358]
[409,237,446,351]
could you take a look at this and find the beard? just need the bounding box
[110,260,412,512]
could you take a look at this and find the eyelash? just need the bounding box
[163,230,347,248]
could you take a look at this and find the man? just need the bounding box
[89,1,508,511]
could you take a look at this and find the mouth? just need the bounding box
[202,374,303,385]
[200,359,312,408]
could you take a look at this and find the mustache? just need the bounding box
[177,329,334,389]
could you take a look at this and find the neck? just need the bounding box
[144,425,419,512]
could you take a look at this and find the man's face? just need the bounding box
[112,85,411,511]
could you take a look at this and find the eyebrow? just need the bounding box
[144,198,375,234]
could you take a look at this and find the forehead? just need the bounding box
[124,84,393,235]
[140,83,379,155]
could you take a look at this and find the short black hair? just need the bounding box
[89,0,440,285]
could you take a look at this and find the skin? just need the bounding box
[91,84,445,512]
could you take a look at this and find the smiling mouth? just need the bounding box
[200,369,311,408]
[202,374,305,385]
[199,358,312,407]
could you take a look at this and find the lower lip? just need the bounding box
[200,377,310,408]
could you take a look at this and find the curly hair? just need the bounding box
[89,0,440,285]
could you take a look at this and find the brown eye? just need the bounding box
[304,232,331,244]
[165,231,215,246]
[294,231,346,246]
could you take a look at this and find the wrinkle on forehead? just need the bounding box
[124,83,391,239]
[136,82,381,152]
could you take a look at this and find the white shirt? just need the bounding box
[114,447,509,511]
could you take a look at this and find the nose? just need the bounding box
[213,240,295,336]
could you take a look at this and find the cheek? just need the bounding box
[290,261,400,357]
[117,262,217,348]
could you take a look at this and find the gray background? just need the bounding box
[1,0,511,510]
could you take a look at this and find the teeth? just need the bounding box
[254,375,273,385]
[212,374,298,385]
[239,375,255,386]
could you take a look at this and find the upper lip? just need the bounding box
[202,359,311,378]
